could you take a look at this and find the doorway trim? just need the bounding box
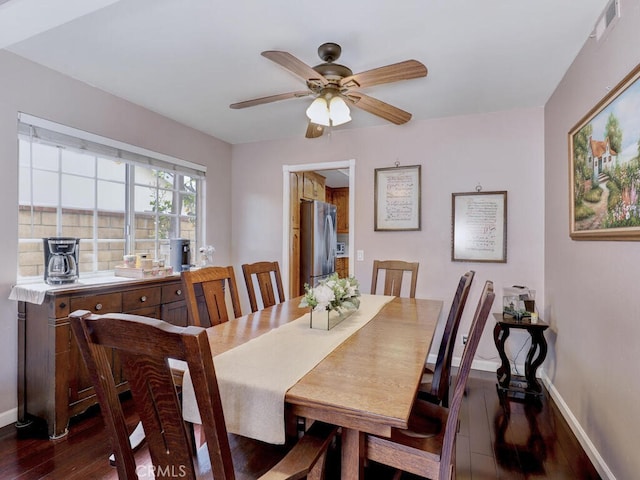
[282,159,356,296]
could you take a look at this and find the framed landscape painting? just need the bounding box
[569,63,640,240]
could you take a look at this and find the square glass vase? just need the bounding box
[310,306,356,330]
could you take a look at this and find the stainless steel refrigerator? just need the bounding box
[300,199,337,290]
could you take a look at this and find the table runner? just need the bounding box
[181,294,394,444]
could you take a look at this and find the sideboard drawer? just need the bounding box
[70,292,122,314]
[123,287,161,312]
[161,282,185,303]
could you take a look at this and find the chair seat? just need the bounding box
[193,422,337,480]
[367,399,447,476]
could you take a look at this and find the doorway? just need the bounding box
[282,159,355,297]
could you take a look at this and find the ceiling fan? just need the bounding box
[230,42,428,138]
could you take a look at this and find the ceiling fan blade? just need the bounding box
[230,90,311,109]
[262,51,328,87]
[345,92,412,125]
[340,60,427,89]
[305,122,325,139]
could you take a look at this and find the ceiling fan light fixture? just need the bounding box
[306,97,331,126]
[329,96,351,126]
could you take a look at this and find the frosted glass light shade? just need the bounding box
[306,97,330,126]
[329,96,351,126]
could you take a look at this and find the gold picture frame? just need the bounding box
[569,62,640,240]
[374,165,421,231]
[451,191,507,263]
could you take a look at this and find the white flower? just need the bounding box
[313,284,335,311]
[299,273,361,313]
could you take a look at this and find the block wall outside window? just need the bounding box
[19,206,194,279]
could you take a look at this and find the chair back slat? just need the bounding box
[242,261,285,312]
[371,260,419,298]
[182,266,242,326]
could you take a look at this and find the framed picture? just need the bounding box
[374,165,421,231]
[569,62,640,240]
[451,191,507,263]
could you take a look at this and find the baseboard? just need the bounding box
[540,372,616,480]
[0,407,17,429]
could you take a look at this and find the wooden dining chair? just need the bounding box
[242,261,285,313]
[69,310,338,480]
[370,260,419,298]
[181,266,242,327]
[366,280,495,480]
[419,270,475,407]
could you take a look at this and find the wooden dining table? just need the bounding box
[201,295,442,480]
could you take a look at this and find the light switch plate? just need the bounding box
[356,250,364,261]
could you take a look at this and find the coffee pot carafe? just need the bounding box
[43,237,80,285]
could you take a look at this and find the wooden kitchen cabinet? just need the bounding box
[336,257,349,278]
[301,171,326,201]
[17,275,188,439]
[331,187,349,233]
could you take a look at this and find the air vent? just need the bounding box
[594,0,620,41]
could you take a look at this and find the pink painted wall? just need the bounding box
[544,0,640,477]
[231,106,545,375]
[0,50,233,425]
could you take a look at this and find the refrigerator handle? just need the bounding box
[324,213,336,267]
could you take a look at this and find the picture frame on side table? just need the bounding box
[451,191,507,263]
[374,165,421,231]
[569,62,640,240]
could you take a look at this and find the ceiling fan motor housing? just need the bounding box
[312,43,353,87]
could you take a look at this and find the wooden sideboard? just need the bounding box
[16,275,190,439]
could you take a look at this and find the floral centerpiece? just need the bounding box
[299,273,360,329]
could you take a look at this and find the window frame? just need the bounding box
[17,113,206,283]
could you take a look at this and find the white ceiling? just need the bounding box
[2,0,611,145]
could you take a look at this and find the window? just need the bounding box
[17,114,205,282]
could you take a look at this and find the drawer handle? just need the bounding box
[59,302,66,309]
[95,303,103,311]
[176,289,182,296]
[140,296,147,303]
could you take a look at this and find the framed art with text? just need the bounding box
[374,165,421,231]
[569,62,640,240]
[451,191,507,263]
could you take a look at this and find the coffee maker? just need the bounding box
[169,238,191,272]
[43,237,80,285]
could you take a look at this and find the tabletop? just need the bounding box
[287,297,442,436]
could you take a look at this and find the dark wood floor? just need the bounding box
[1,370,600,479]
